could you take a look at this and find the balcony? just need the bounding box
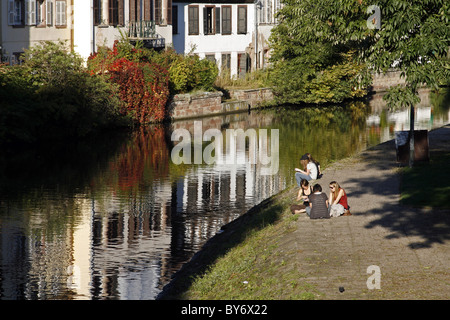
[128,20,165,50]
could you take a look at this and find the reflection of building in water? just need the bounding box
[87,180,172,300]
[367,89,450,143]
[0,111,287,300]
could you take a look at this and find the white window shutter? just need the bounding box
[61,1,66,25]
[25,0,36,25]
[55,1,60,25]
[47,0,53,26]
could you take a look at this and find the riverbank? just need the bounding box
[157,124,450,300]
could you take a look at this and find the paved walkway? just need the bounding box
[280,124,450,299]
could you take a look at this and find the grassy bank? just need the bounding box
[158,187,323,300]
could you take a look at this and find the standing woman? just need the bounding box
[329,181,351,216]
[295,155,318,186]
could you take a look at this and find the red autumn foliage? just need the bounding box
[88,41,170,124]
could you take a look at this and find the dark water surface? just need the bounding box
[0,90,448,299]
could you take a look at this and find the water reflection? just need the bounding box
[0,89,448,300]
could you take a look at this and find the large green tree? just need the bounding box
[270,0,449,106]
[270,0,449,165]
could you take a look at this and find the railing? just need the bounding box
[128,20,165,49]
[128,20,157,39]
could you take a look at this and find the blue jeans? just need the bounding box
[295,172,311,186]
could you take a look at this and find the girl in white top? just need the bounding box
[295,158,318,186]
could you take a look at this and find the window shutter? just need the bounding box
[25,0,29,25]
[203,7,208,35]
[55,0,60,25]
[238,6,247,34]
[26,0,37,25]
[155,0,161,24]
[61,1,66,25]
[8,0,15,25]
[56,1,66,26]
[118,0,124,25]
[215,7,220,34]
[47,1,53,26]
[167,0,172,25]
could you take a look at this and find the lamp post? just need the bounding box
[254,0,262,72]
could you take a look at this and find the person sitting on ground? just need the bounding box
[329,181,351,217]
[295,154,318,186]
[304,153,322,178]
[290,179,312,214]
[305,184,329,219]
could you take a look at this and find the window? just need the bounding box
[238,53,249,78]
[202,6,220,35]
[8,0,24,26]
[205,54,216,64]
[108,0,124,26]
[36,0,45,26]
[237,6,247,34]
[188,5,199,35]
[221,6,231,35]
[55,0,66,27]
[221,53,231,70]
[203,6,214,35]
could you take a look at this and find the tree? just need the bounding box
[270,0,450,165]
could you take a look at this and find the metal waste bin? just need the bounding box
[394,130,429,163]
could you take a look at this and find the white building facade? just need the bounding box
[1,0,280,78]
[1,0,173,63]
[172,0,281,78]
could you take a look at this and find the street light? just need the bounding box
[254,0,263,71]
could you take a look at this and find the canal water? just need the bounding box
[0,89,448,300]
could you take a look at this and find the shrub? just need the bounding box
[168,54,218,94]
[0,41,124,145]
[88,40,170,124]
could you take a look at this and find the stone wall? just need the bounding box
[168,88,274,121]
[228,88,274,108]
[371,70,406,92]
[167,92,224,120]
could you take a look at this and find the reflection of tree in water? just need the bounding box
[260,101,372,179]
[111,126,170,191]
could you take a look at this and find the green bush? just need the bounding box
[0,41,125,145]
[168,54,218,94]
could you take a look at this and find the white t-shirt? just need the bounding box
[307,162,318,180]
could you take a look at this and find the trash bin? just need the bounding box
[394,130,429,163]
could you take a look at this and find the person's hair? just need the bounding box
[300,179,309,188]
[305,153,317,164]
[329,181,341,200]
[313,184,322,193]
[300,158,309,170]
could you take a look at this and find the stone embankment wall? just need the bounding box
[168,88,274,121]
[371,70,406,92]
[167,71,408,121]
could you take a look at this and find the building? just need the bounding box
[1,0,280,78]
[1,0,72,64]
[0,0,173,63]
[172,0,281,78]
